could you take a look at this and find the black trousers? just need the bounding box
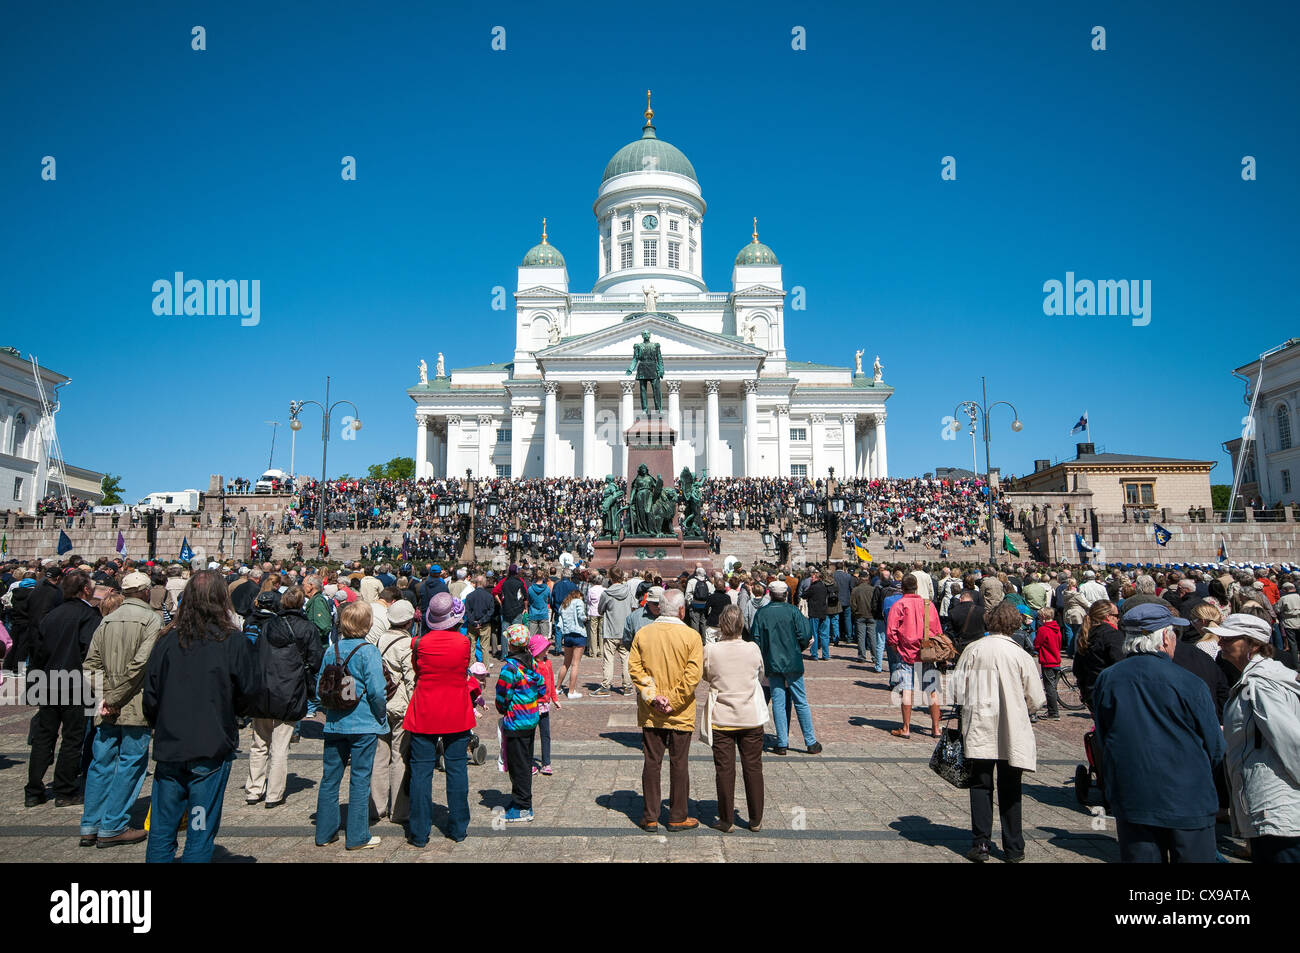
[1115,819,1215,863]
[504,729,535,811]
[1041,668,1060,716]
[968,758,1024,854]
[26,704,86,798]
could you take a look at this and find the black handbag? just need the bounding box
[928,717,973,789]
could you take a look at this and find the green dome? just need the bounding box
[735,239,778,266]
[521,240,565,267]
[602,123,698,184]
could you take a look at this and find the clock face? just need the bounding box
[642,214,658,230]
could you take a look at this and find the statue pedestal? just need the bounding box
[588,416,714,578]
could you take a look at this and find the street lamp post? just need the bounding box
[289,376,362,561]
[952,376,1022,565]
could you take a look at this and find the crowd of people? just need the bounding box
[266,475,995,561]
[2,545,1298,863]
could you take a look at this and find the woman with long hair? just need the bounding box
[554,588,588,699]
[143,570,259,863]
[1073,599,1122,712]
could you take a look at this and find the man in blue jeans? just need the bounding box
[80,572,160,849]
[146,757,234,863]
[750,580,822,756]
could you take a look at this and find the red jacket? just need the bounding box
[402,628,475,735]
[1034,620,1062,668]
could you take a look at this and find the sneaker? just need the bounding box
[503,807,534,824]
[531,765,540,776]
[590,688,611,697]
[807,742,823,755]
[345,836,382,851]
[566,692,583,699]
[540,765,553,776]
[315,833,340,847]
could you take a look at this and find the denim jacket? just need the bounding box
[317,637,388,736]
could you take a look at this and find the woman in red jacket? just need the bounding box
[403,592,474,845]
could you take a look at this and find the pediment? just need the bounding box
[515,286,568,298]
[733,284,785,297]
[538,313,765,362]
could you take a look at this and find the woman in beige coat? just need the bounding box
[952,601,1046,863]
[700,606,766,832]
[371,599,417,824]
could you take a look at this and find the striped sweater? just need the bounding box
[495,656,547,733]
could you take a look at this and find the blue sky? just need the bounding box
[3,0,1296,500]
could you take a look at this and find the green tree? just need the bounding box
[100,473,124,505]
[1211,484,1231,510]
[366,456,415,480]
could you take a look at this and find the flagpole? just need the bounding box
[1086,409,1091,444]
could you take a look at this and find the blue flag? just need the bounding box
[57,530,73,554]
[179,537,194,562]
[1070,412,1088,435]
[1153,523,1172,547]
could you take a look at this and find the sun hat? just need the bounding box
[425,592,465,630]
[386,599,415,626]
[1207,613,1273,644]
[469,661,488,676]
[528,634,551,658]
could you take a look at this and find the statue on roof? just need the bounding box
[642,284,658,313]
[873,355,883,383]
[436,353,445,379]
[854,349,864,375]
[419,359,428,385]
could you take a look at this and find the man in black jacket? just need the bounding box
[25,571,100,807]
[4,566,63,672]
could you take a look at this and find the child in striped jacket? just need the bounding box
[495,624,546,822]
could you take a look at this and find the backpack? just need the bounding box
[242,609,274,644]
[692,579,710,607]
[317,639,366,713]
[825,584,841,611]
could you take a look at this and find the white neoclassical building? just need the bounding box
[409,98,893,481]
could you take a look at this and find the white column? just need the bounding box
[582,381,597,478]
[416,414,429,478]
[809,413,826,478]
[865,422,877,478]
[705,380,721,478]
[874,412,888,478]
[477,415,493,478]
[543,382,558,478]
[446,416,462,476]
[776,405,791,477]
[509,406,525,479]
[666,379,681,472]
[743,379,759,476]
[619,380,634,477]
[841,413,856,480]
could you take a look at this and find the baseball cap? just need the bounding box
[121,571,152,591]
[769,579,789,595]
[386,599,415,626]
[1120,602,1190,632]
[645,586,665,603]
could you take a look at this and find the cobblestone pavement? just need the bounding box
[0,644,1123,863]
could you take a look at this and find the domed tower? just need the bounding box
[514,218,570,364]
[731,217,786,368]
[592,92,707,297]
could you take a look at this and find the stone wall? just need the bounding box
[2,511,252,562]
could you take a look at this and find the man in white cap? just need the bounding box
[78,571,161,848]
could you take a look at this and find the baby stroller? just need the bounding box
[1074,726,1108,809]
[435,732,489,769]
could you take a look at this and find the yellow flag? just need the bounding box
[853,537,872,563]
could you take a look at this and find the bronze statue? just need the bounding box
[678,467,704,538]
[626,330,664,414]
[599,475,622,538]
[629,464,656,536]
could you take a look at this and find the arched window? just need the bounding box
[1279,405,1293,451]
[11,413,27,456]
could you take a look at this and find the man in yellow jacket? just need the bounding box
[628,586,702,831]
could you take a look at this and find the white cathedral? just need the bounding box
[409,96,893,481]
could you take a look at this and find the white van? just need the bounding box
[254,469,292,494]
[135,490,201,513]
